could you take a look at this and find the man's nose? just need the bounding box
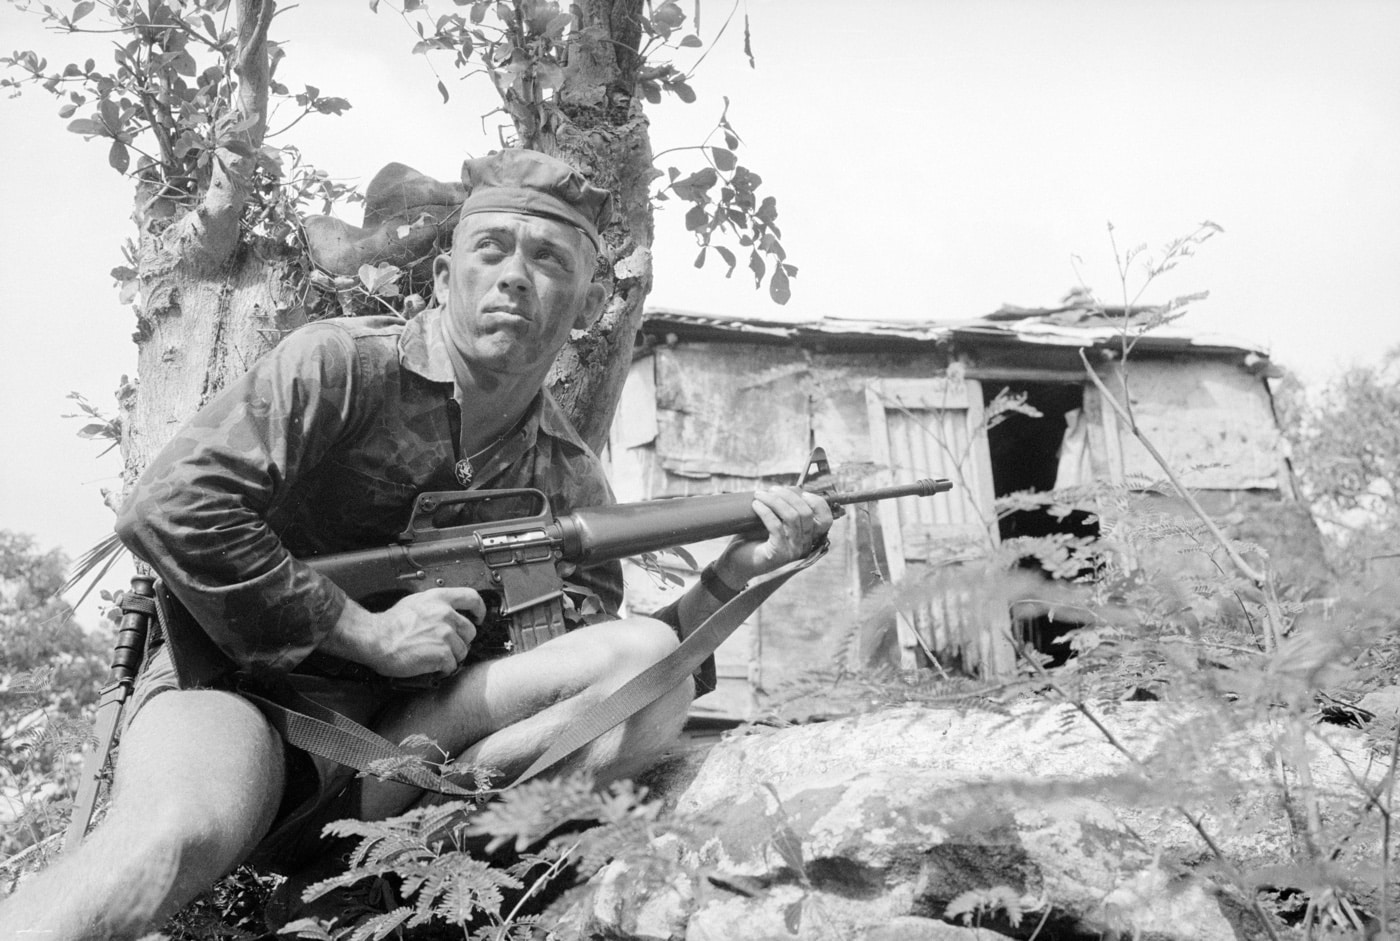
[497,250,530,292]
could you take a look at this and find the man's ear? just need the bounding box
[431,253,452,307]
[574,281,607,331]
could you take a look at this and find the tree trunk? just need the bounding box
[118,0,290,488]
[119,217,298,485]
[543,0,655,455]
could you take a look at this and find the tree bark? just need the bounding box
[118,0,297,487]
[542,0,655,455]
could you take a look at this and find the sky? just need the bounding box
[1,0,1397,622]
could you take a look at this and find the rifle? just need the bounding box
[307,474,953,658]
[66,456,951,843]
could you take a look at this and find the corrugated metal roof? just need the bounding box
[643,303,1272,359]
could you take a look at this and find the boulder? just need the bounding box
[558,701,1386,941]
[1358,685,1400,718]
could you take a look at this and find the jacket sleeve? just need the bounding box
[115,324,362,675]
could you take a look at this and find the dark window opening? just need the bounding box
[983,381,1099,666]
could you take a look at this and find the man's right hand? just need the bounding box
[321,587,485,678]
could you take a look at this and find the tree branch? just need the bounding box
[179,0,275,268]
[1081,349,1288,650]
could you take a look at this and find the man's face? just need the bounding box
[434,211,605,380]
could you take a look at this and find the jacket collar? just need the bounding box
[398,306,592,455]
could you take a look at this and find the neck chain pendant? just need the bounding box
[454,458,475,486]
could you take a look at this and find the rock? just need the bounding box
[1358,685,1400,718]
[863,916,1016,940]
[560,701,1386,941]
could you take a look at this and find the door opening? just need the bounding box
[983,381,1099,665]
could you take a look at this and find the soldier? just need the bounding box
[0,150,831,938]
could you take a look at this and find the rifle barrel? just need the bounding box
[555,478,952,566]
[828,478,953,507]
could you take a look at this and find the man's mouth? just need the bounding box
[483,306,531,322]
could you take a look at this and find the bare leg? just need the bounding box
[0,691,286,941]
[349,617,692,820]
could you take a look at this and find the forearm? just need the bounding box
[317,598,382,667]
[670,557,747,641]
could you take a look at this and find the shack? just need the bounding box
[605,302,1326,720]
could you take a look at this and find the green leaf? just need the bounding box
[748,249,765,286]
[715,245,737,277]
[98,97,119,132]
[731,165,761,191]
[783,899,802,934]
[536,62,564,90]
[684,204,708,232]
[693,246,707,269]
[769,264,791,304]
[680,34,702,48]
[66,117,104,137]
[313,96,351,115]
[544,12,572,39]
[652,1,685,32]
[71,1,94,23]
[711,147,736,172]
[672,167,717,201]
[437,79,450,102]
[770,823,804,871]
[670,80,696,103]
[108,139,129,173]
[743,12,755,66]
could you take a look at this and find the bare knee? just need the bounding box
[584,616,679,682]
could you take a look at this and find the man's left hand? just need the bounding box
[714,487,833,588]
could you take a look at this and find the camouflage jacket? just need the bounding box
[116,309,623,675]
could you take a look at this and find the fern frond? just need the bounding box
[347,906,413,941]
[465,772,601,853]
[60,533,127,611]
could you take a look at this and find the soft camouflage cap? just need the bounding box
[459,150,613,250]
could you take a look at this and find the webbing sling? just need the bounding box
[242,546,825,796]
[238,681,485,797]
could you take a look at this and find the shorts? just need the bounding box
[128,645,399,872]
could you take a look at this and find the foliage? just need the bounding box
[1,0,797,315]
[367,0,798,304]
[0,531,108,860]
[1,0,355,211]
[271,772,697,940]
[945,884,1037,930]
[1275,348,1400,577]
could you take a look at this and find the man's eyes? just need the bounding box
[471,236,570,268]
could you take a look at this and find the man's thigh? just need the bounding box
[115,688,288,866]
